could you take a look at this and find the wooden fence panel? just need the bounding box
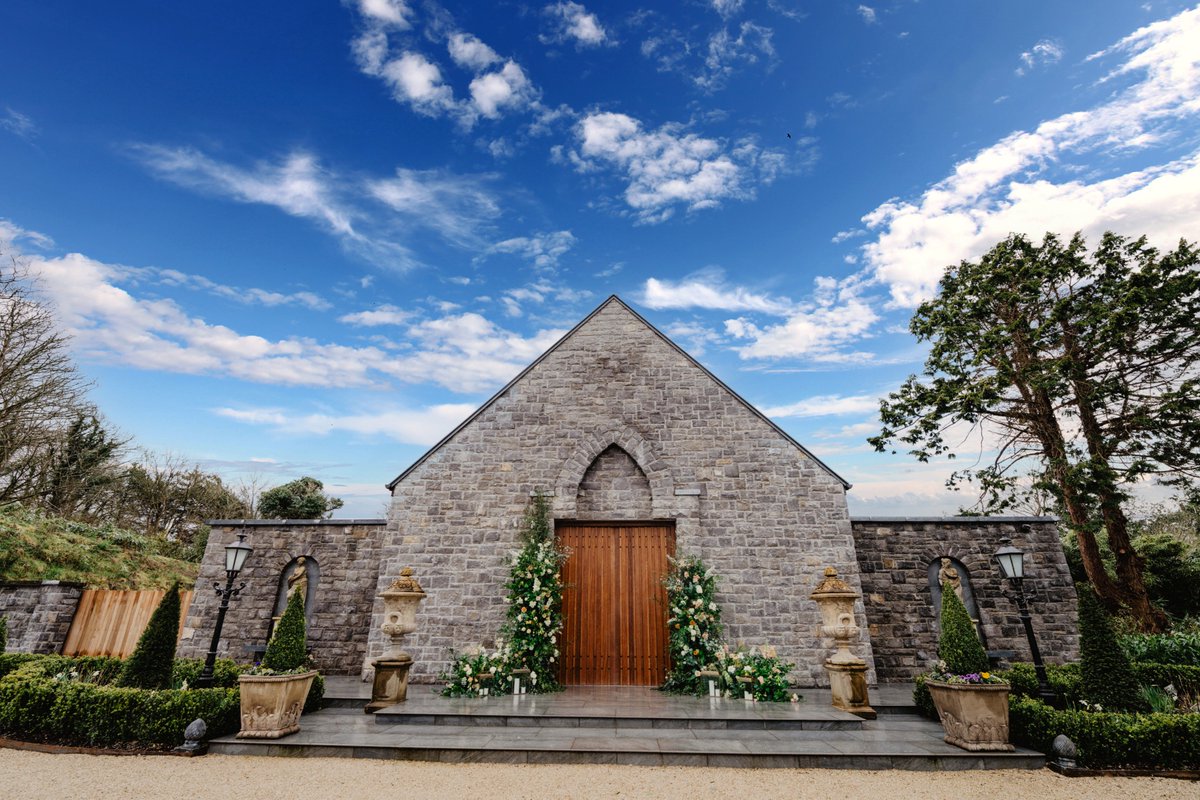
[62,589,194,658]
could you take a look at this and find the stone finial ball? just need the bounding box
[185,718,208,741]
[1052,734,1077,758]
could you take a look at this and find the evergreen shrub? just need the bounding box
[1078,585,1146,711]
[937,582,989,675]
[261,589,308,672]
[0,615,7,653]
[117,582,182,689]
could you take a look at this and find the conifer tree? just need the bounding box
[937,583,989,675]
[263,588,308,671]
[1078,585,1145,711]
[117,582,181,689]
[0,615,7,653]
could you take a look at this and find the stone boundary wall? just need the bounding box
[179,520,385,675]
[0,581,83,654]
[850,517,1079,682]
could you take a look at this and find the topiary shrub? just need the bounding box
[0,615,7,653]
[937,582,989,675]
[116,582,182,689]
[262,588,308,672]
[1078,585,1146,711]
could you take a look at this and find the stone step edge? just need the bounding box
[208,740,1045,770]
[372,713,862,731]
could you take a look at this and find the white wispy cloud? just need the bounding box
[726,297,879,361]
[641,273,793,314]
[760,394,880,418]
[498,279,593,317]
[709,0,744,18]
[215,402,476,446]
[1,107,37,140]
[566,112,786,222]
[1017,38,1064,75]
[353,0,413,29]
[856,5,877,25]
[366,167,501,248]
[482,230,577,271]
[541,2,610,48]
[338,304,411,326]
[447,32,501,70]
[697,22,775,91]
[131,146,502,268]
[0,218,53,250]
[26,250,565,394]
[350,7,540,129]
[152,269,331,311]
[860,6,1200,308]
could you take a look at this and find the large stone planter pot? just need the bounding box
[237,670,318,739]
[926,680,1013,752]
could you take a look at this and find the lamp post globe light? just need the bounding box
[194,529,253,689]
[994,536,1057,706]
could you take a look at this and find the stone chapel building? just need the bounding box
[182,296,1079,686]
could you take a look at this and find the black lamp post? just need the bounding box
[194,529,253,689]
[994,537,1058,706]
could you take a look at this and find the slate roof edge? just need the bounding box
[849,516,1059,523]
[206,519,387,526]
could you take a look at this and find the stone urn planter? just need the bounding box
[237,670,318,739]
[925,680,1013,752]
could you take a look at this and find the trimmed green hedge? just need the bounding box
[1000,661,1200,709]
[0,655,326,747]
[1010,695,1200,769]
[0,658,239,747]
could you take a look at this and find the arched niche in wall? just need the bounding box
[927,556,988,647]
[576,444,654,519]
[269,555,320,640]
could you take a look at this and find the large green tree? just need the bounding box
[258,476,343,519]
[871,232,1200,631]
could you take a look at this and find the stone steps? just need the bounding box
[209,695,1045,770]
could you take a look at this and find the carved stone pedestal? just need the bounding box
[366,655,414,713]
[825,660,876,719]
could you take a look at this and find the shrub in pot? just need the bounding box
[237,588,318,739]
[923,582,1013,752]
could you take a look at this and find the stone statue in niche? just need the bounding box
[286,557,309,602]
[928,556,987,647]
[269,556,318,641]
[938,557,964,602]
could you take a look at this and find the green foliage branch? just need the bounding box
[258,476,343,520]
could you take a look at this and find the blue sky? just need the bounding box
[2,1,1198,517]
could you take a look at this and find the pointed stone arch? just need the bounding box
[554,426,675,518]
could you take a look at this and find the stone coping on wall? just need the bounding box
[850,516,1058,523]
[0,580,86,588]
[205,519,386,526]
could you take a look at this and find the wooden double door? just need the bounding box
[557,521,675,686]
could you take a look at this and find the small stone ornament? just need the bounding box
[174,717,208,755]
[1052,734,1078,769]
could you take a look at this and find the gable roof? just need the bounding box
[386,295,852,491]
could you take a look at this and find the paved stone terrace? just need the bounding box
[212,685,1044,770]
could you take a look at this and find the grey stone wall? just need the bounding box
[577,445,653,519]
[0,581,83,654]
[851,517,1079,682]
[374,298,874,686]
[179,520,385,674]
